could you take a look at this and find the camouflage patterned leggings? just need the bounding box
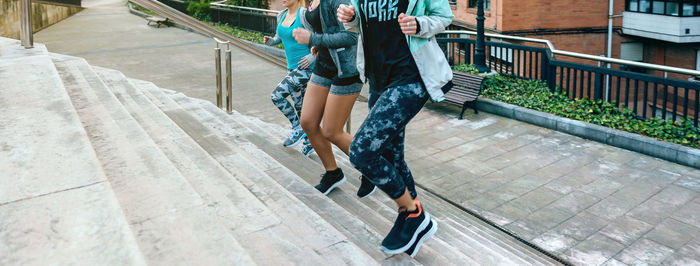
[270,68,312,128]
[349,82,428,199]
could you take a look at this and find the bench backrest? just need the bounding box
[452,71,485,90]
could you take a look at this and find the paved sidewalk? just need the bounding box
[35,1,700,265]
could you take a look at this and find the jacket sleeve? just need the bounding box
[267,35,282,46]
[266,11,284,46]
[413,0,454,39]
[309,0,358,48]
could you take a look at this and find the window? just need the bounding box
[621,42,644,61]
[640,0,652,12]
[682,3,695,15]
[653,1,665,14]
[696,50,700,71]
[666,0,679,15]
[468,0,491,9]
[626,0,699,16]
[629,0,639,11]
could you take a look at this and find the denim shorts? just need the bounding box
[310,73,363,96]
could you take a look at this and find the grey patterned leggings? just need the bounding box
[349,82,428,199]
[271,68,313,128]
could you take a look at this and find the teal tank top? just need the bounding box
[277,8,313,70]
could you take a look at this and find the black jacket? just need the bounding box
[300,0,359,78]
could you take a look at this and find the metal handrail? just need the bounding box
[210,1,281,14]
[20,0,33,48]
[214,37,233,113]
[442,30,700,77]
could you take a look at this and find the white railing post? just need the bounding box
[20,0,33,48]
[215,44,222,108]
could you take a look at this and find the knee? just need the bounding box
[299,116,315,133]
[270,91,282,102]
[349,140,372,170]
[321,127,340,143]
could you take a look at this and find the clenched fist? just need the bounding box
[337,4,355,23]
[398,13,418,35]
[293,28,312,44]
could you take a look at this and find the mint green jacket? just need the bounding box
[344,0,454,101]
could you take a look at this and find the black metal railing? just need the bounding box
[210,6,277,35]
[437,36,700,127]
[156,0,277,35]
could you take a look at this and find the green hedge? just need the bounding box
[454,64,699,148]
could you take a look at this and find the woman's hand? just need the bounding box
[298,54,315,69]
[263,36,272,44]
[398,13,418,35]
[293,28,312,44]
[337,4,355,23]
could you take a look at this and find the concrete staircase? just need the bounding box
[0,37,562,265]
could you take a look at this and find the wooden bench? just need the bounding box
[146,16,169,28]
[443,71,486,119]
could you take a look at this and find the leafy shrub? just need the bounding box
[454,64,700,148]
[186,0,211,21]
[225,0,269,9]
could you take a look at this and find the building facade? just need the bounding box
[450,0,700,81]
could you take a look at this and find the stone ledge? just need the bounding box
[477,98,699,169]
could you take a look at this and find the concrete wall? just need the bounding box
[0,0,82,39]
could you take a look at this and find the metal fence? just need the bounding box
[156,0,278,35]
[437,34,700,127]
[210,6,277,35]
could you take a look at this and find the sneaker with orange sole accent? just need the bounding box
[380,200,432,254]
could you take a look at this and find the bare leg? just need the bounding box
[300,82,338,171]
[321,93,359,155]
[394,188,417,211]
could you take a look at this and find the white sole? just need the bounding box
[322,177,346,195]
[408,219,438,258]
[380,211,432,254]
[283,133,306,148]
[358,185,376,199]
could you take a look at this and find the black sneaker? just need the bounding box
[357,175,376,199]
[380,200,431,254]
[404,218,437,257]
[314,168,345,195]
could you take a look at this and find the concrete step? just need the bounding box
[141,84,379,265]
[178,96,478,265]
[0,44,144,264]
[0,37,49,60]
[224,113,494,265]
[50,54,253,265]
[222,106,560,265]
[122,77,353,265]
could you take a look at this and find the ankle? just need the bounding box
[326,168,342,176]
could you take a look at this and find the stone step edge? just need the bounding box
[227,103,563,265]
[52,55,254,265]
[139,81,380,265]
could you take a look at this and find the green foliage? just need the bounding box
[131,3,156,15]
[225,0,269,9]
[453,64,480,75]
[209,22,283,48]
[186,0,212,21]
[454,64,700,148]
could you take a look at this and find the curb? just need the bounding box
[476,98,699,169]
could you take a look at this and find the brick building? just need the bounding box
[450,0,700,81]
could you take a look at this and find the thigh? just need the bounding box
[289,68,313,92]
[322,93,359,133]
[354,83,428,154]
[301,82,330,125]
